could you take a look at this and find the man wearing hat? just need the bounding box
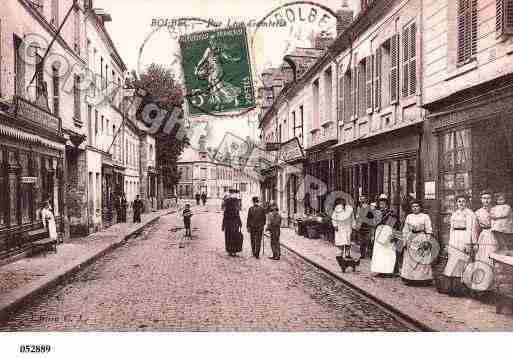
[246,196,267,258]
[266,202,282,260]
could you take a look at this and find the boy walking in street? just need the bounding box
[182,203,193,238]
[266,202,282,260]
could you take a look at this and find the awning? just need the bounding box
[0,122,65,151]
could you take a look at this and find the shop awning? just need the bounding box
[0,122,65,151]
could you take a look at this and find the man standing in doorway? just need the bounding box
[246,196,267,259]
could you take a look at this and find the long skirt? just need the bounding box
[370,225,396,274]
[444,230,470,278]
[465,229,497,292]
[47,219,58,240]
[401,232,433,282]
[225,221,243,254]
[334,224,352,246]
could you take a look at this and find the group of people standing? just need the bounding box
[221,193,282,260]
[330,190,513,296]
[195,192,208,206]
[114,193,144,223]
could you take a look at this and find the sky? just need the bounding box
[94,0,358,147]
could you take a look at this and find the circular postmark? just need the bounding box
[250,1,338,86]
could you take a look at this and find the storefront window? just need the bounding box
[439,128,472,244]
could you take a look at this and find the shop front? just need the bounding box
[304,146,335,214]
[280,138,305,221]
[426,75,513,245]
[0,105,65,259]
[335,125,422,223]
[260,166,278,205]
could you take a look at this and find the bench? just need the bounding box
[28,228,58,255]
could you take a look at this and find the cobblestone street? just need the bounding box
[0,207,411,331]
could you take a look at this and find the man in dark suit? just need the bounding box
[246,196,267,259]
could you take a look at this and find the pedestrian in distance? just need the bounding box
[222,194,243,256]
[120,193,128,223]
[246,196,267,259]
[195,193,201,206]
[132,195,144,223]
[201,192,207,206]
[182,203,193,238]
[266,202,282,260]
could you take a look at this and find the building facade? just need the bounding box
[0,0,87,257]
[421,0,513,243]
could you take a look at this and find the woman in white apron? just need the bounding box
[371,195,399,276]
[443,195,477,296]
[401,200,435,285]
[331,198,354,258]
[41,202,58,241]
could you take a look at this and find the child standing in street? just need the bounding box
[182,203,193,239]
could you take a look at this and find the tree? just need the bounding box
[128,64,189,194]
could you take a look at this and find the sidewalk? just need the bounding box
[280,228,513,331]
[0,208,175,322]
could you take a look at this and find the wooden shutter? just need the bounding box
[359,61,366,116]
[497,0,513,35]
[374,47,382,111]
[338,76,344,123]
[344,71,352,123]
[351,66,358,118]
[390,34,399,104]
[366,55,373,112]
[402,27,410,98]
[409,23,417,96]
[457,0,478,64]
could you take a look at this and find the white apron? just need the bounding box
[371,224,396,274]
[331,204,353,246]
[42,208,58,240]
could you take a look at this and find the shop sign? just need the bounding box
[279,137,304,163]
[21,176,37,184]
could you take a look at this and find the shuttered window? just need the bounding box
[366,55,373,112]
[390,34,399,104]
[358,60,367,117]
[351,67,358,118]
[457,0,478,64]
[402,22,417,98]
[338,76,344,123]
[344,70,352,123]
[374,47,382,111]
[497,0,513,36]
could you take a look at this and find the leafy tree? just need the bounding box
[128,64,189,193]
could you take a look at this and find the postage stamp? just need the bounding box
[179,26,256,116]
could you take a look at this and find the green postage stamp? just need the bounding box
[179,26,256,116]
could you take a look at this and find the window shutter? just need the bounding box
[402,27,410,98]
[352,67,358,117]
[338,76,344,123]
[498,0,513,35]
[458,0,478,63]
[366,55,373,112]
[359,61,366,116]
[409,23,417,96]
[374,47,382,111]
[390,34,399,104]
[344,72,352,123]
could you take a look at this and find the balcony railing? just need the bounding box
[14,96,61,135]
[311,124,336,147]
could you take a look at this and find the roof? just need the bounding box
[178,146,212,164]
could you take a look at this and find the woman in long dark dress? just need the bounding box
[222,196,243,256]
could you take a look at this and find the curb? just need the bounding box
[0,211,173,322]
[280,241,435,332]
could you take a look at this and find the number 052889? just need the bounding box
[19,345,51,353]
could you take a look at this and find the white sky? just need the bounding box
[94,0,358,145]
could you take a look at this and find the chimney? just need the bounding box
[336,1,354,35]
